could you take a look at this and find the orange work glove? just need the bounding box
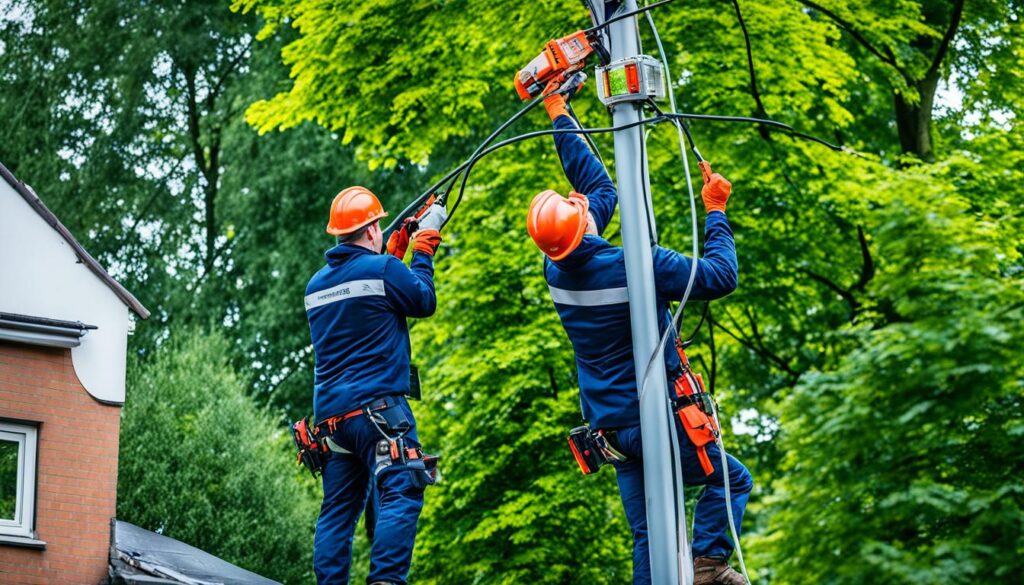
[544,93,568,122]
[698,160,732,214]
[412,229,442,257]
[542,71,586,121]
[386,218,414,260]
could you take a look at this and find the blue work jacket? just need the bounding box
[305,244,436,423]
[545,114,738,429]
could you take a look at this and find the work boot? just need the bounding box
[693,556,746,585]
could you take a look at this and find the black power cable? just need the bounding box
[441,109,846,234]
[385,107,844,240]
[680,301,709,348]
[663,113,844,151]
[443,115,673,223]
[647,99,704,161]
[382,96,544,239]
[582,0,677,35]
[443,97,546,230]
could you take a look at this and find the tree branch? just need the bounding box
[209,37,254,102]
[714,311,800,380]
[183,66,212,182]
[853,225,875,292]
[742,306,767,349]
[800,267,862,312]
[190,237,236,291]
[125,154,189,239]
[926,0,965,77]
[730,0,771,139]
[794,0,911,81]
[547,366,559,399]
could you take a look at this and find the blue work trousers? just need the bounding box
[611,420,753,585]
[314,397,425,585]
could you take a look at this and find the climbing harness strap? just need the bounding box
[567,425,628,475]
[291,395,437,480]
[319,395,403,434]
[671,343,720,476]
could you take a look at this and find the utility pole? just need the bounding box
[601,1,686,583]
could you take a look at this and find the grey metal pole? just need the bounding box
[605,2,683,584]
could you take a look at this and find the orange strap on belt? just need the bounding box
[319,397,396,434]
[320,407,365,434]
[673,344,719,476]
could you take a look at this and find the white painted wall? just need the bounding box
[0,180,132,404]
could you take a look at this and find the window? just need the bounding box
[0,421,38,542]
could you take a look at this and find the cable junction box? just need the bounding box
[596,55,666,105]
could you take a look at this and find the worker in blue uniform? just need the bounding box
[526,80,752,585]
[305,186,446,585]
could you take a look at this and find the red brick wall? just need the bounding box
[0,341,121,585]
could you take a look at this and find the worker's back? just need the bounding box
[305,243,436,423]
[544,234,687,429]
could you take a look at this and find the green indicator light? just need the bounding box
[608,67,628,96]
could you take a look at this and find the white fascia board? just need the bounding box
[0,180,130,404]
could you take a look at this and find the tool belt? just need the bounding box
[672,344,720,476]
[291,396,439,488]
[364,399,439,489]
[567,425,628,475]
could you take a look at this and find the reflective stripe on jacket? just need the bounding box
[306,244,435,423]
[545,114,738,429]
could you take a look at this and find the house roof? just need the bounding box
[110,520,281,585]
[0,160,150,319]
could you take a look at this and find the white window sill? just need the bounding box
[0,533,46,550]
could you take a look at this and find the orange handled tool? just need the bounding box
[698,161,731,213]
[407,194,436,232]
[387,194,437,259]
[514,30,595,101]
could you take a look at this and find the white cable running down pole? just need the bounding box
[644,3,752,582]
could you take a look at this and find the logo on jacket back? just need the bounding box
[305,279,386,311]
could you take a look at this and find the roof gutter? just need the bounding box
[0,313,96,349]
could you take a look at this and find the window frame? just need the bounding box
[0,420,39,542]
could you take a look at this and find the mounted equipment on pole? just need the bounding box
[595,55,666,105]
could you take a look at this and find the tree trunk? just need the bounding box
[204,180,217,273]
[893,64,940,163]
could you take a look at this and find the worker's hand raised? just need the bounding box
[386,218,415,260]
[416,203,448,233]
[698,161,731,214]
[411,230,442,257]
[544,71,587,101]
[543,71,586,121]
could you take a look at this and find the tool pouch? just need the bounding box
[291,417,330,477]
[406,452,441,489]
[672,371,720,476]
[371,402,413,435]
[568,426,604,475]
[373,438,440,489]
[567,426,627,475]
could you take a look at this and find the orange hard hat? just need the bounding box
[326,186,388,236]
[526,190,590,261]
